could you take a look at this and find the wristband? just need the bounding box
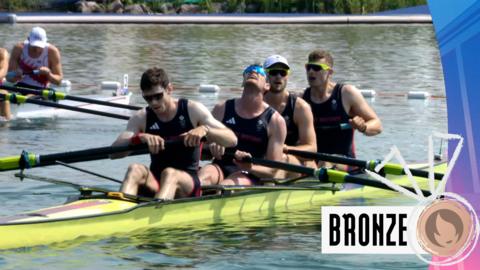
[130,133,143,145]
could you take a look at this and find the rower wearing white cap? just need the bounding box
[0,48,10,120]
[263,55,317,177]
[7,26,63,89]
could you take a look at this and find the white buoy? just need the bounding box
[360,89,376,98]
[7,14,17,24]
[407,91,430,99]
[198,84,220,93]
[101,81,121,91]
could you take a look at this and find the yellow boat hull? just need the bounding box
[0,164,445,250]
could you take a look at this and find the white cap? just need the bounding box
[27,27,48,48]
[263,55,290,69]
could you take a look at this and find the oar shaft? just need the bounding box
[285,149,443,180]
[0,140,187,172]
[23,96,130,120]
[248,157,317,176]
[1,84,141,111]
[64,95,141,111]
[1,92,130,120]
[243,156,431,196]
[0,144,148,172]
[38,144,148,166]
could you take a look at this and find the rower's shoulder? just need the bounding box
[293,95,311,110]
[11,42,24,52]
[212,99,228,111]
[0,48,7,58]
[186,99,210,114]
[47,44,61,58]
[131,107,147,119]
[340,84,363,99]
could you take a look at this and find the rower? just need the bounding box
[263,55,317,177]
[111,67,237,200]
[0,48,9,120]
[198,63,286,186]
[3,27,63,120]
[302,49,382,170]
[7,27,63,89]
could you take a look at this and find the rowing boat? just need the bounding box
[9,91,132,120]
[0,163,446,250]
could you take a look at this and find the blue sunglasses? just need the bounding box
[243,65,267,77]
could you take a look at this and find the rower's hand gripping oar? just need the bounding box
[284,149,444,180]
[0,92,130,120]
[0,84,141,111]
[240,156,431,197]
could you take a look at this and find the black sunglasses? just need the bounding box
[267,69,289,77]
[305,64,328,72]
[143,92,164,102]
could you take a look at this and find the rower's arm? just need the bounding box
[6,44,22,83]
[0,48,8,79]
[110,110,146,159]
[248,112,287,178]
[46,46,63,85]
[343,85,382,136]
[190,101,237,148]
[286,97,317,153]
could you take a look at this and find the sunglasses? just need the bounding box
[243,65,267,77]
[142,92,164,102]
[267,69,289,77]
[305,63,331,72]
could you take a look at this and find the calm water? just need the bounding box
[0,23,445,269]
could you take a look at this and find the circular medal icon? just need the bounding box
[416,197,474,257]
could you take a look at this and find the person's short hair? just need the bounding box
[140,67,170,91]
[308,49,334,67]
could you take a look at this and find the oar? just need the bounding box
[0,143,150,172]
[202,184,340,192]
[241,156,432,197]
[316,123,352,131]
[0,92,130,120]
[284,149,444,180]
[6,70,39,78]
[1,84,141,111]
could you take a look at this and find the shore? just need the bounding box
[0,13,432,24]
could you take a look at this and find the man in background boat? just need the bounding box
[198,63,286,186]
[0,48,10,120]
[263,55,317,177]
[111,67,237,200]
[7,26,63,89]
[302,49,382,170]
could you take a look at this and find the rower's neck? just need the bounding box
[264,90,289,113]
[155,99,178,122]
[310,81,336,103]
[237,91,266,117]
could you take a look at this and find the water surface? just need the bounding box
[0,23,444,269]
